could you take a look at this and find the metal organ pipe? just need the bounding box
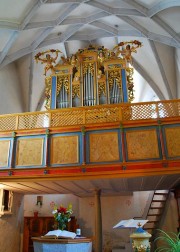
[90,69,93,106]
[115,81,118,103]
[88,72,90,106]
[106,72,110,104]
[62,85,64,108]
[95,63,98,106]
[86,71,89,106]
[65,86,67,108]
[80,64,83,107]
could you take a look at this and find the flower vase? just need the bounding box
[34,211,38,218]
[57,222,66,231]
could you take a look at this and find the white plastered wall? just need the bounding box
[175,48,180,98]
[0,63,24,114]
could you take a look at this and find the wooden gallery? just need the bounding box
[0,43,179,252]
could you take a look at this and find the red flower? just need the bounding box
[58,206,67,213]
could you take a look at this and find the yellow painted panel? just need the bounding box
[0,140,10,167]
[89,132,119,162]
[126,129,159,160]
[16,138,44,166]
[51,135,79,164]
[165,127,180,157]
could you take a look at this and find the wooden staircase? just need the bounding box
[144,190,170,234]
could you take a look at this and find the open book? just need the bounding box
[42,230,76,239]
[113,219,148,229]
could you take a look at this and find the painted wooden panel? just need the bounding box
[125,128,160,160]
[0,140,11,167]
[51,135,79,165]
[164,126,180,158]
[88,131,120,163]
[16,137,44,167]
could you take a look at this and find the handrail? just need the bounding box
[0,99,179,132]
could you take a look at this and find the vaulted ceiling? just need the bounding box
[0,0,180,195]
[0,0,179,114]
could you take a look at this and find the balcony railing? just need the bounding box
[0,99,179,132]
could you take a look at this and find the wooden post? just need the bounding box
[95,189,102,252]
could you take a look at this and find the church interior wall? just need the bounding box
[175,48,180,98]
[0,192,24,252]
[0,64,24,114]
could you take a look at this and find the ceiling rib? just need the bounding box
[152,15,180,44]
[0,21,19,30]
[120,0,180,47]
[121,0,148,16]
[133,58,166,100]
[28,53,35,112]
[87,1,145,17]
[119,16,180,48]
[0,3,81,69]
[46,0,87,3]
[0,28,52,69]
[149,40,173,99]
[38,24,83,48]
[35,88,46,111]
[0,32,19,64]
[90,21,118,36]
[20,0,48,30]
[0,0,48,67]
[148,0,180,17]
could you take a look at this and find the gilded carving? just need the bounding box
[165,127,180,157]
[51,135,79,164]
[34,49,62,76]
[57,75,70,95]
[126,67,134,102]
[126,129,159,160]
[98,81,106,96]
[0,140,10,167]
[108,70,121,89]
[89,132,119,162]
[82,62,94,75]
[72,83,80,98]
[16,138,44,166]
[45,77,52,109]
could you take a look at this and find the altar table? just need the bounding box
[32,237,92,252]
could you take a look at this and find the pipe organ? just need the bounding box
[44,45,135,110]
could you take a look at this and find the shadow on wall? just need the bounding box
[103,231,130,252]
[78,217,94,237]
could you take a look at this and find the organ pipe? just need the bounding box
[44,43,140,109]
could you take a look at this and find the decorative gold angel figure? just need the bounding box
[35,49,62,75]
[114,40,142,65]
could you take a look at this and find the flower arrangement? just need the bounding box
[50,201,73,230]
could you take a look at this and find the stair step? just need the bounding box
[154,193,168,195]
[147,220,159,223]
[150,207,163,209]
[152,200,166,202]
[147,214,161,216]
